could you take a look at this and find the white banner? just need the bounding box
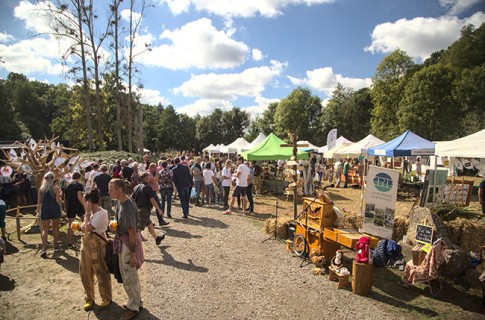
[327,129,337,150]
[362,165,400,239]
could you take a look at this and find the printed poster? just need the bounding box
[362,165,400,239]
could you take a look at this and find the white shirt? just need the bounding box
[221,167,232,187]
[88,170,101,189]
[90,208,109,239]
[236,164,250,187]
[203,169,215,185]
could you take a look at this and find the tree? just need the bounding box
[370,49,415,140]
[273,87,323,144]
[244,117,260,142]
[441,23,485,70]
[258,102,278,135]
[81,0,113,151]
[221,107,250,144]
[0,79,22,139]
[453,64,485,135]
[42,0,95,151]
[398,64,456,140]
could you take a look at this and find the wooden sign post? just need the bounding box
[280,133,308,219]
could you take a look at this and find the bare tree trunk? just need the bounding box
[76,1,93,152]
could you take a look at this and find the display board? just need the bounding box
[362,166,400,239]
[443,178,474,207]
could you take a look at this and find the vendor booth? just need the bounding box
[339,134,385,157]
[240,133,309,161]
[241,133,266,152]
[367,130,435,157]
[220,137,250,154]
[435,128,485,158]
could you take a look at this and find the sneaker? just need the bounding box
[83,301,94,311]
[158,220,170,227]
[40,250,47,258]
[167,213,172,218]
[155,234,165,245]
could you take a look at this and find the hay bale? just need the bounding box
[265,217,292,239]
[336,209,363,230]
[444,218,485,252]
[392,216,408,242]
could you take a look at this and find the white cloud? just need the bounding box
[0,38,64,74]
[176,99,234,117]
[365,12,485,60]
[252,48,264,61]
[137,18,248,70]
[288,67,371,95]
[243,96,280,119]
[0,32,14,43]
[439,0,482,16]
[159,0,335,18]
[120,9,142,25]
[174,60,287,100]
[137,87,170,106]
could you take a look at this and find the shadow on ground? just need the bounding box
[143,246,208,273]
[0,273,16,291]
[371,266,483,317]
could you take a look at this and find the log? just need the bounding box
[352,260,373,295]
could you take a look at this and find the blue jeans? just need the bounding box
[247,183,254,212]
[205,183,215,204]
[344,172,349,188]
[178,187,191,217]
[160,187,173,216]
[194,180,203,204]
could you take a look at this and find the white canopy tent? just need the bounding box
[318,136,352,154]
[297,140,319,152]
[435,129,485,158]
[202,144,216,153]
[338,134,386,157]
[323,143,353,158]
[241,133,266,152]
[220,137,250,154]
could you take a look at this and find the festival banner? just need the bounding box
[327,128,337,150]
[362,165,400,239]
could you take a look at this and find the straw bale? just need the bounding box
[264,217,292,239]
[336,210,363,230]
[444,218,485,252]
[392,216,409,242]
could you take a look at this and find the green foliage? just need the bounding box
[371,49,415,140]
[273,87,323,145]
[431,204,481,221]
[79,150,142,165]
[258,102,278,135]
[398,64,456,140]
[453,64,485,136]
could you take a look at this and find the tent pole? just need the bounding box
[432,155,438,205]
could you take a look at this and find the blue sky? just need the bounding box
[1,0,484,118]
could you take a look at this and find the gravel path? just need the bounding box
[141,203,405,320]
[1,200,482,320]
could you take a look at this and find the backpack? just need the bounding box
[372,239,388,267]
[385,240,402,261]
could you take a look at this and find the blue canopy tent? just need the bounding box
[367,130,435,157]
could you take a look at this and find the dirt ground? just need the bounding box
[0,184,484,320]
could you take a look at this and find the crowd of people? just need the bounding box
[0,152,260,320]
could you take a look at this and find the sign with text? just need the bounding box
[416,224,434,244]
[362,166,400,239]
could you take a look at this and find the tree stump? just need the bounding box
[352,260,373,295]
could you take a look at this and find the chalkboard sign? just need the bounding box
[416,224,433,244]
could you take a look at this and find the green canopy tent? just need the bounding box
[240,133,309,160]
